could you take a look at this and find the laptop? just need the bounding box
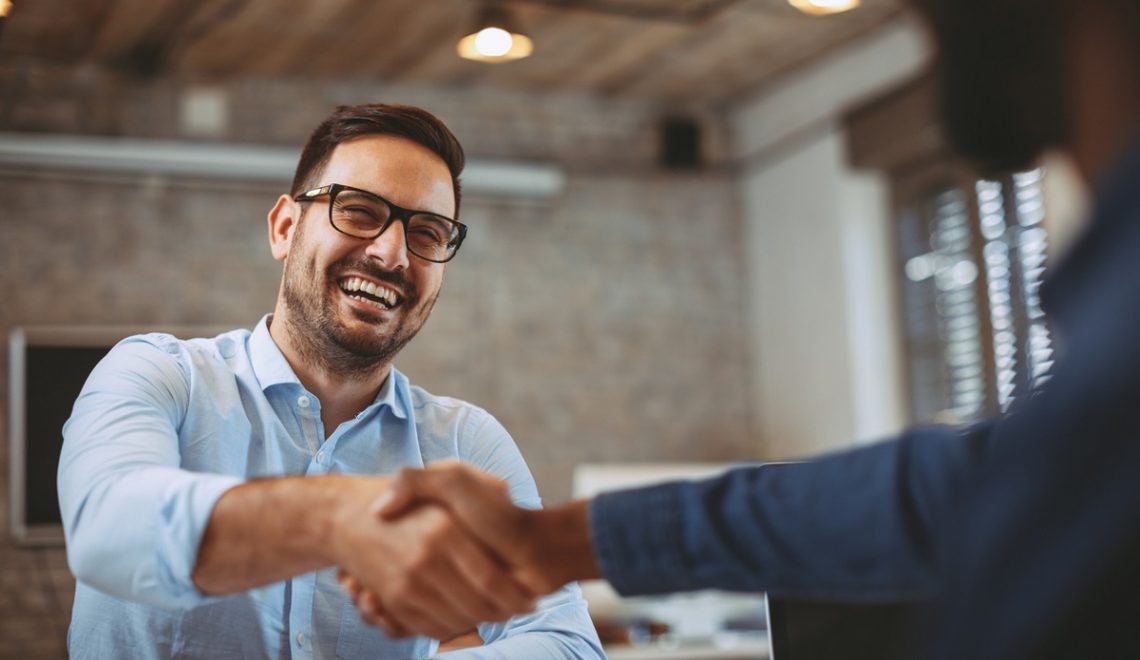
[765,595,922,660]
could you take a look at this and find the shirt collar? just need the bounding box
[249,315,301,390]
[371,366,410,420]
[248,314,410,420]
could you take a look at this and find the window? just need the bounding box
[845,75,1060,425]
[894,169,1053,424]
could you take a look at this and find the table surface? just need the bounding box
[604,635,770,660]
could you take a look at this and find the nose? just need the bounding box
[364,218,411,270]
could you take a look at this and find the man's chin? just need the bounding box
[337,310,393,341]
[335,306,411,349]
[327,325,399,363]
[345,303,390,324]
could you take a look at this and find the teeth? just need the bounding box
[340,277,398,308]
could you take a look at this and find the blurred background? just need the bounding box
[0,0,1092,656]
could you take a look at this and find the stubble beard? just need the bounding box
[280,243,439,380]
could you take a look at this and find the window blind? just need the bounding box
[896,170,1052,424]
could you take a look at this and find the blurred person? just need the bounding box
[57,103,603,659]
[351,0,1140,657]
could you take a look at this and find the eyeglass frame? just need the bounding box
[293,182,468,263]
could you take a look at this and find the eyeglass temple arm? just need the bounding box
[294,185,333,201]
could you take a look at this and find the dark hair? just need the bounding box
[290,104,466,216]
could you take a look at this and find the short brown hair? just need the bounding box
[291,104,465,216]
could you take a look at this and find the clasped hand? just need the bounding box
[332,462,564,641]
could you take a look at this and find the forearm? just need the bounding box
[193,474,388,594]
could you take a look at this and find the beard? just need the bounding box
[917,0,1072,175]
[280,227,440,379]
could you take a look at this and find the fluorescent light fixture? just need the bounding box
[788,0,860,16]
[0,132,565,199]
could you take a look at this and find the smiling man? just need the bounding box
[57,104,603,659]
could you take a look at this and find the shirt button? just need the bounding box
[296,632,305,647]
[315,451,325,464]
[297,396,310,408]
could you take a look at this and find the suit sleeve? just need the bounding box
[589,422,995,600]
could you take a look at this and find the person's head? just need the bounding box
[267,104,466,378]
[905,0,1070,174]
[907,0,1140,176]
[291,103,465,213]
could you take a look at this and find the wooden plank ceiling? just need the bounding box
[0,0,903,104]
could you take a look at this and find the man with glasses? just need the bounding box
[58,103,603,659]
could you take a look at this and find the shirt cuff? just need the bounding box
[588,482,692,596]
[152,473,245,606]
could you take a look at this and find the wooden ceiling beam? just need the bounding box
[0,0,907,103]
[502,0,744,25]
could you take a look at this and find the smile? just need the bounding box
[339,276,402,311]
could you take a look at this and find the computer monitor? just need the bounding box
[766,595,922,660]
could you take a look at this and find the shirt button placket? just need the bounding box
[295,394,322,455]
[290,572,318,658]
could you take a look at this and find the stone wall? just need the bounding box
[0,62,755,657]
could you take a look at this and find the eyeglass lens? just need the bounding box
[331,189,458,261]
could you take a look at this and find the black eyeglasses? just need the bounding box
[294,183,467,263]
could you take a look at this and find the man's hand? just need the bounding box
[329,477,538,641]
[375,461,601,594]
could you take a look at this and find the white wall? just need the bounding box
[731,18,929,458]
[838,166,908,444]
[740,129,855,457]
[1040,150,1091,260]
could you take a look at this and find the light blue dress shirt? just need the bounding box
[59,316,603,659]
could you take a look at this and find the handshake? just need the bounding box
[330,462,601,642]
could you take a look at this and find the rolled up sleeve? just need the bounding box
[58,337,242,609]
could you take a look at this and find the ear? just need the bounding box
[267,195,299,262]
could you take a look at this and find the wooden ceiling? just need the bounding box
[0,0,904,105]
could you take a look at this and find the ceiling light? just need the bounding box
[0,0,11,42]
[788,0,860,16]
[458,5,533,63]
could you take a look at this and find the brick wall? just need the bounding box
[0,62,754,657]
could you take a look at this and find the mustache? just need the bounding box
[328,257,416,298]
